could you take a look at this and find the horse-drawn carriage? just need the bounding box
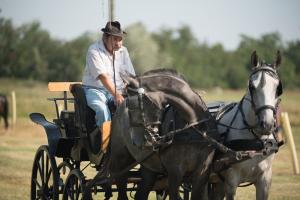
[30,82,178,200]
[30,51,284,200]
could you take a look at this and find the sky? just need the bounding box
[1,0,300,50]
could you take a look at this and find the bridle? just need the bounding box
[218,65,282,138]
[127,86,162,126]
[248,65,282,118]
[126,86,209,150]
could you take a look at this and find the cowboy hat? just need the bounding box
[101,21,127,37]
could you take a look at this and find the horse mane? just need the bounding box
[142,68,187,81]
[141,68,205,100]
[140,68,207,111]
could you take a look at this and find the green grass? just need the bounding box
[0,78,299,199]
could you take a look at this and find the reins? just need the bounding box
[128,86,249,158]
[216,96,257,142]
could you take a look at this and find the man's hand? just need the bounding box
[115,92,124,106]
[98,73,125,106]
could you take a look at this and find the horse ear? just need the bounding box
[120,71,139,88]
[251,50,259,68]
[274,50,281,69]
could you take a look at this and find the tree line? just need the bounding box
[1,17,299,89]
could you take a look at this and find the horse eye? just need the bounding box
[252,73,259,80]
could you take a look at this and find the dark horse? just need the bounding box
[0,94,9,129]
[106,69,219,200]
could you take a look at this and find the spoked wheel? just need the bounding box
[57,161,73,197]
[62,169,91,200]
[31,145,59,200]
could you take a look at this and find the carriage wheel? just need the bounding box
[62,169,91,200]
[31,145,59,200]
[57,161,73,196]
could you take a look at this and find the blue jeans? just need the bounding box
[83,86,114,127]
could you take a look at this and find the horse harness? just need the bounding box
[125,66,283,167]
[211,66,283,174]
[126,86,212,151]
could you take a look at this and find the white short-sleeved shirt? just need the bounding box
[82,40,135,91]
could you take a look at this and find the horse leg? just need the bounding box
[224,183,237,200]
[135,166,158,200]
[223,170,240,200]
[190,168,212,200]
[101,183,113,200]
[191,180,208,200]
[255,168,272,200]
[115,173,129,200]
[167,173,182,200]
[209,182,225,200]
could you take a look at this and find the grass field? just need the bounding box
[0,78,299,200]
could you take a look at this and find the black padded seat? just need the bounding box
[70,84,117,155]
[70,84,97,136]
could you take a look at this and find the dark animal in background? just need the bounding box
[0,94,9,129]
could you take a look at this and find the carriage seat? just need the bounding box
[70,84,97,136]
[70,84,116,154]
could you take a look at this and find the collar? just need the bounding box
[98,40,124,55]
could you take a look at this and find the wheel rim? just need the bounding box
[63,169,85,200]
[31,145,59,200]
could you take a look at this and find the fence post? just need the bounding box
[11,91,17,126]
[281,112,299,175]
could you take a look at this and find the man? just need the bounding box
[82,21,135,151]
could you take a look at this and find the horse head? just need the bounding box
[121,69,210,133]
[248,50,283,135]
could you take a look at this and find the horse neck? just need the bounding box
[241,90,257,127]
[139,75,210,119]
[243,91,275,140]
[139,74,190,94]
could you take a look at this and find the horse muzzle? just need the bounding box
[257,110,275,135]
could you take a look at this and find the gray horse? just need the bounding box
[211,51,283,200]
[106,69,218,200]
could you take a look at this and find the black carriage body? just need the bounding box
[30,83,104,166]
[29,82,197,200]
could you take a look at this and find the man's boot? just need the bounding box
[101,121,112,152]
